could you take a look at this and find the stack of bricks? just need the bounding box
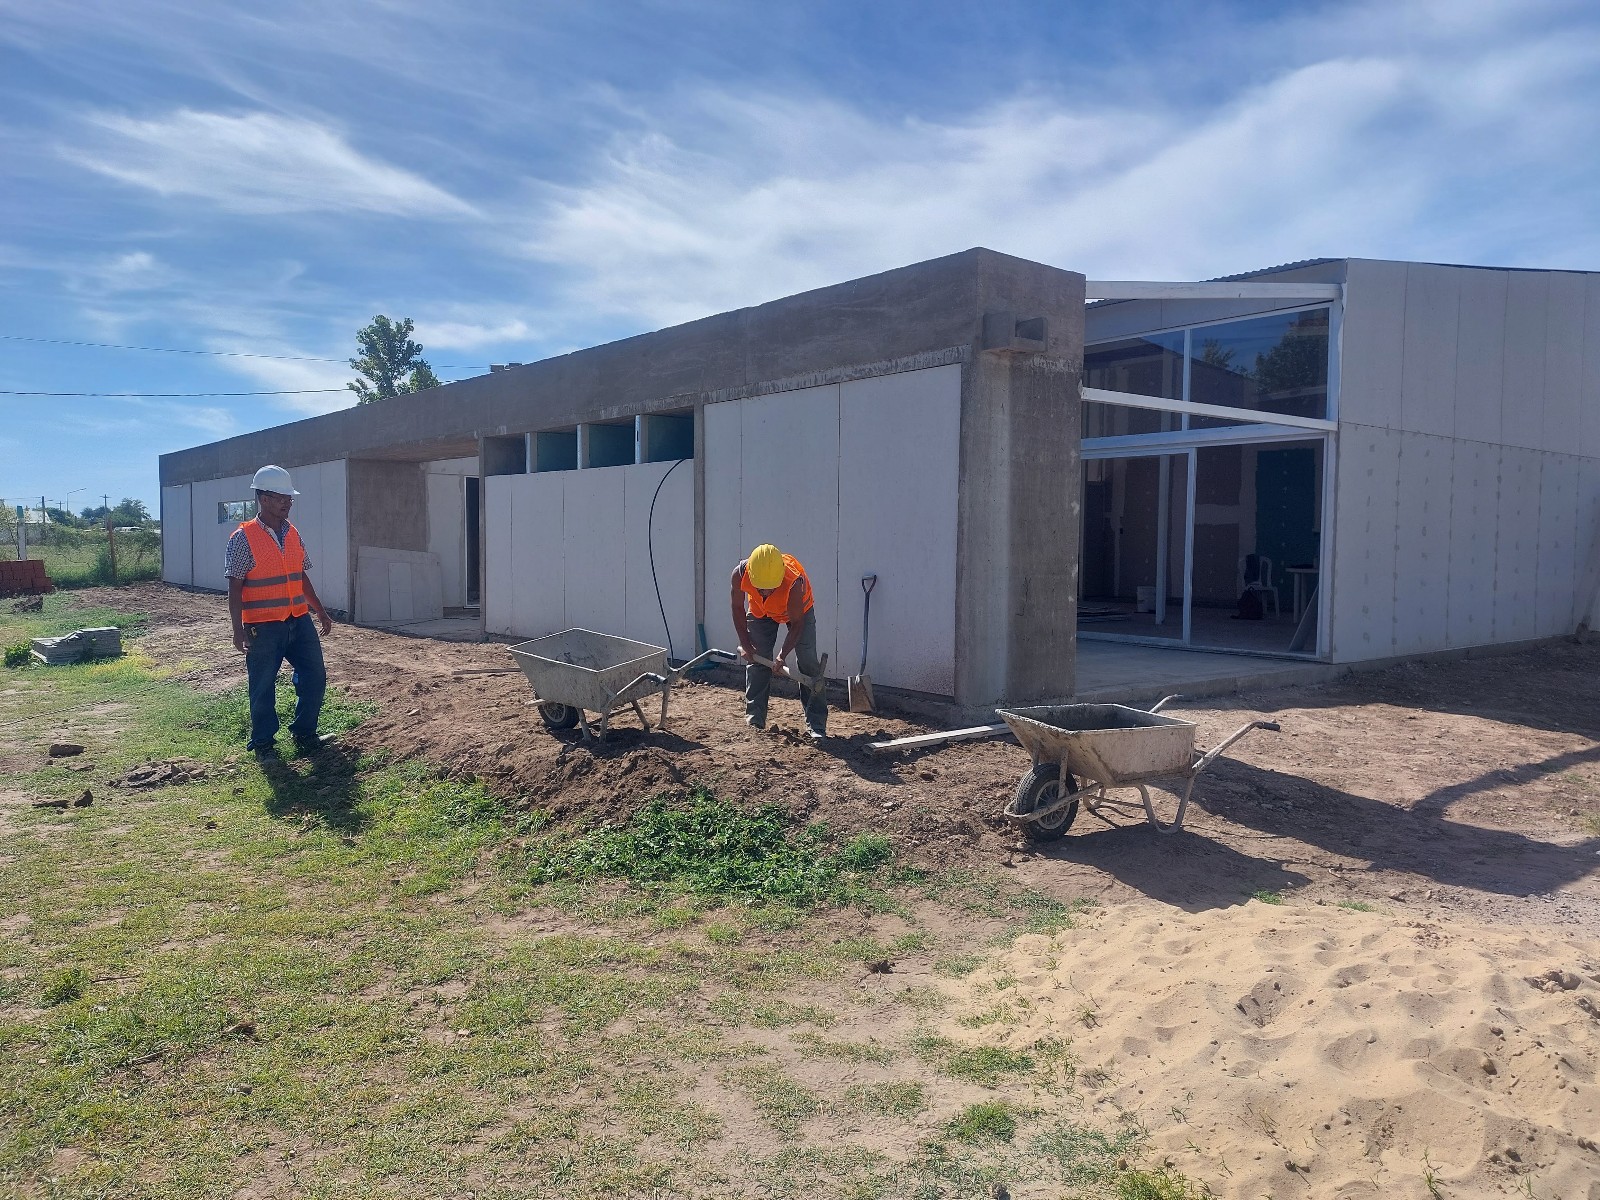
[0,559,55,598]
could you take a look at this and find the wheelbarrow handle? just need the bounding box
[1193,718,1281,772]
[612,670,670,700]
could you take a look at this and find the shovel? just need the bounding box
[848,574,877,713]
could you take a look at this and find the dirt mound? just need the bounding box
[60,584,1600,923]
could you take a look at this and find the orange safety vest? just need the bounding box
[741,553,813,623]
[238,520,310,624]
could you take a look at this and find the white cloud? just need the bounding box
[520,2,1600,330]
[415,315,533,352]
[215,352,356,418]
[63,109,478,218]
[58,398,238,439]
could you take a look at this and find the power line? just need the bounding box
[0,332,491,370]
[0,390,350,400]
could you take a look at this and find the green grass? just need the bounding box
[841,1081,926,1120]
[3,526,162,589]
[0,595,1222,1200]
[947,1101,1018,1143]
[525,787,897,905]
[1250,888,1285,905]
[1336,899,1376,912]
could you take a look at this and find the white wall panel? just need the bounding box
[1391,432,1453,655]
[562,467,629,637]
[188,472,255,592]
[425,471,466,608]
[300,461,349,615]
[513,474,567,637]
[1493,447,1542,642]
[623,461,695,655]
[1330,425,1399,662]
[1452,269,1508,445]
[1398,264,1459,438]
[1543,273,1588,455]
[737,384,842,670]
[702,400,743,657]
[838,365,961,694]
[1445,441,1500,649]
[1337,260,1407,428]
[1584,276,1600,461]
[1500,272,1549,450]
[699,366,962,693]
[483,477,515,636]
[1535,453,1580,638]
[160,485,193,586]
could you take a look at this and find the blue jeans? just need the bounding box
[244,614,326,750]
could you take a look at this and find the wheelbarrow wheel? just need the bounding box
[1011,763,1080,841]
[538,701,580,731]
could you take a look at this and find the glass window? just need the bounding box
[218,500,257,524]
[1084,331,1184,401]
[1189,308,1329,426]
[1084,331,1184,438]
[1083,401,1178,438]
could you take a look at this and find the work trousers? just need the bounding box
[744,608,827,734]
[244,613,327,750]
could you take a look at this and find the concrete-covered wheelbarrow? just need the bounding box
[996,696,1279,838]
[508,628,736,740]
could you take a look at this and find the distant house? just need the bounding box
[158,249,1600,709]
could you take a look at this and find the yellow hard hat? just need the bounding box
[747,544,785,590]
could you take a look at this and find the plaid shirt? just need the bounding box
[224,518,313,579]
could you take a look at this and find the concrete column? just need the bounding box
[954,329,1083,709]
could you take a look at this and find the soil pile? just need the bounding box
[945,901,1600,1198]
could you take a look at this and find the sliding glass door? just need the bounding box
[1080,436,1328,657]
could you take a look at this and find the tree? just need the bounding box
[347,315,442,404]
[113,497,151,524]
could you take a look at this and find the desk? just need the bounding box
[1286,566,1318,623]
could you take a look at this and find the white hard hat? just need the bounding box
[251,465,299,495]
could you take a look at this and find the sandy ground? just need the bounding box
[23,583,1600,1195]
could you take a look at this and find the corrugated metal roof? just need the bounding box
[1086,257,1346,308]
[1203,258,1344,282]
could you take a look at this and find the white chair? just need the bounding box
[1241,554,1280,618]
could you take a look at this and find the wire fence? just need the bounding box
[0,509,162,587]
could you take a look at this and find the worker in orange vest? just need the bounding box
[225,465,335,763]
[731,543,826,738]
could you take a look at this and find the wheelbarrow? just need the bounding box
[508,628,736,739]
[996,696,1279,838]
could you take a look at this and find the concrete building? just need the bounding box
[160,248,1085,710]
[159,250,1600,709]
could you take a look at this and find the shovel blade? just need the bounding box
[847,672,876,713]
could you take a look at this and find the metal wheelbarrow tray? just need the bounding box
[996,696,1279,838]
[508,628,733,739]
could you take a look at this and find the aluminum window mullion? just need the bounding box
[1182,449,1196,645]
[1181,328,1191,432]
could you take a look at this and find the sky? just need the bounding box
[2,0,1598,515]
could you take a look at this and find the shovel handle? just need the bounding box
[859,575,876,672]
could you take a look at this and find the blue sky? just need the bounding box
[2,0,1597,514]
